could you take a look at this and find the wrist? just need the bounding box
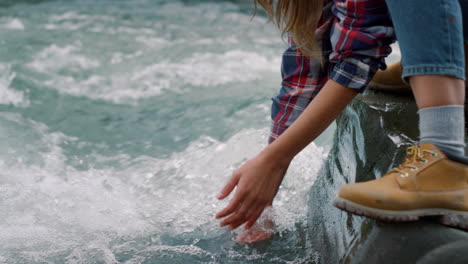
[259,144,294,168]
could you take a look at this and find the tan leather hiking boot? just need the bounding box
[333,143,468,230]
[368,61,411,93]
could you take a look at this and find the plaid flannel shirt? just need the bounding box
[270,0,395,141]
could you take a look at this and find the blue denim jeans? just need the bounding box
[386,0,466,80]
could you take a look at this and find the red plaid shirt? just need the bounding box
[270,0,395,141]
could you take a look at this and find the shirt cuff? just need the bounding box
[329,58,379,93]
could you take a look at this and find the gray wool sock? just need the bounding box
[418,105,466,158]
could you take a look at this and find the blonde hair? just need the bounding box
[254,0,324,59]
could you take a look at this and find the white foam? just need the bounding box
[1,18,25,30]
[0,120,329,261]
[48,11,114,22]
[44,21,89,31]
[45,11,114,31]
[49,11,91,22]
[115,26,156,35]
[27,48,280,103]
[135,36,170,46]
[21,0,282,104]
[0,64,27,106]
[110,50,144,65]
[0,115,150,256]
[41,74,164,103]
[45,12,90,30]
[132,50,281,88]
[27,44,100,73]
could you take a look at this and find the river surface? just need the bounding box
[0,0,401,263]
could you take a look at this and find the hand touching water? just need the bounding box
[215,80,358,231]
[215,152,290,230]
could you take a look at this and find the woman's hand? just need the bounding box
[215,151,290,231]
[216,80,357,231]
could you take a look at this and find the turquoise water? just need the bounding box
[0,0,404,262]
[0,0,336,263]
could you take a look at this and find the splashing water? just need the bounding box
[0,114,329,263]
[0,0,335,263]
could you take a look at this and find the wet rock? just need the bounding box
[307,91,468,263]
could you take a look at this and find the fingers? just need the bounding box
[221,200,255,230]
[216,171,240,200]
[245,207,264,229]
[215,190,244,219]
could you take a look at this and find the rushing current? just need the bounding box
[0,0,400,263]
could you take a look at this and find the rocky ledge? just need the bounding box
[308,91,468,263]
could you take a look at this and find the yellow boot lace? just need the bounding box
[390,145,438,177]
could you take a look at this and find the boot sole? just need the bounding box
[333,196,468,231]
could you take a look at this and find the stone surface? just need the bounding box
[307,91,468,263]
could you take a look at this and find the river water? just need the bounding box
[0,0,402,263]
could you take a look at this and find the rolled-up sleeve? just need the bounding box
[329,0,395,92]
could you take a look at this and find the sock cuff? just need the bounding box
[418,104,465,157]
[418,105,464,115]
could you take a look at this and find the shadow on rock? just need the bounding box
[307,91,468,263]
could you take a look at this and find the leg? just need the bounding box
[412,75,466,158]
[334,0,468,230]
[381,0,466,157]
[411,75,464,108]
[370,44,468,93]
[396,0,466,158]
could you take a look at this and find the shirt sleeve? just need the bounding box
[329,0,395,92]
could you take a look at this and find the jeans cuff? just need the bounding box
[401,64,466,82]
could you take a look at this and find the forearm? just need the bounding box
[216,80,358,231]
[262,80,358,164]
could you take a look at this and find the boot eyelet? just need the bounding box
[431,153,438,157]
[420,159,428,164]
[400,173,409,177]
[411,167,418,171]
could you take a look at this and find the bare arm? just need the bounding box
[264,79,358,164]
[216,79,358,230]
